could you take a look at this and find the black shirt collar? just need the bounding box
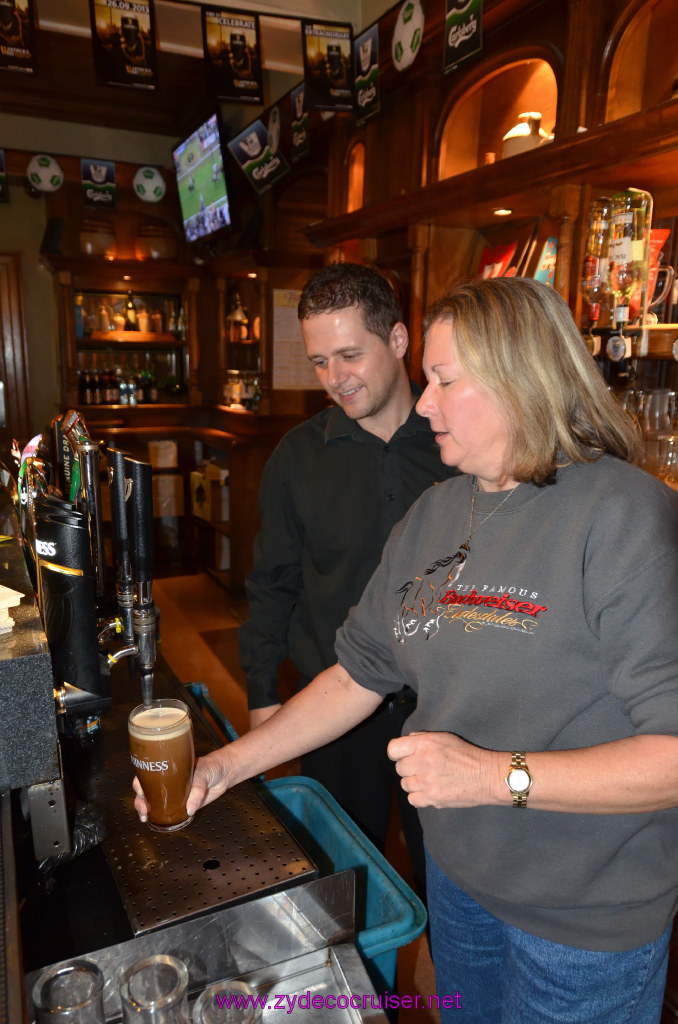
[324,380,429,444]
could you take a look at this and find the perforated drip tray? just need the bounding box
[74,659,317,935]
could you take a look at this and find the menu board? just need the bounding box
[272,289,323,390]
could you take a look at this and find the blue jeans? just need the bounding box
[426,849,671,1024]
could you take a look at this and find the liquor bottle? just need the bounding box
[118,365,129,405]
[81,370,93,406]
[580,197,610,330]
[143,353,158,403]
[176,307,187,341]
[124,290,139,331]
[91,370,102,405]
[607,188,653,330]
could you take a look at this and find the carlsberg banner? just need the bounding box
[444,0,483,72]
[227,120,290,195]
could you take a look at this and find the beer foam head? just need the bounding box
[129,702,190,740]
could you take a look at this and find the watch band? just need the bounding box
[506,751,532,808]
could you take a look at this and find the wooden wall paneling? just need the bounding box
[559,0,607,135]
[407,223,430,383]
[547,183,583,302]
[0,254,31,448]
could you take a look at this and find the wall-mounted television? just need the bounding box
[172,111,232,244]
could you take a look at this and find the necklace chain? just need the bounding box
[444,482,519,587]
[465,483,519,547]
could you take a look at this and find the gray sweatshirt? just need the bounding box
[335,456,678,951]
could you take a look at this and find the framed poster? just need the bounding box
[0,0,35,73]
[89,0,157,89]
[301,19,353,112]
[202,7,263,104]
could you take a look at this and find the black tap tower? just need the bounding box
[26,411,158,730]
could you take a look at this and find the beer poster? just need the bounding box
[82,158,117,210]
[533,237,558,286]
[443,0,483,73]
[89,0,158,90]
[354,24,380,126]
[227,119,290,196]
[301,20,354,112]
[0,149,7,202]
[290,84,310,163]
[0,0,35,74]
[201,7,263,104]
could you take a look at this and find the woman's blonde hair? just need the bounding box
[424,277,642,485]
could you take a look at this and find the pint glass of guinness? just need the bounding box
[129,699,195,832]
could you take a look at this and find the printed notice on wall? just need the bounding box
[273,289,323,390]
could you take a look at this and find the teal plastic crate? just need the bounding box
[186,684,427,994]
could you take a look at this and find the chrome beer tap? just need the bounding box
[107,456,156,708]
[97,449,135,672]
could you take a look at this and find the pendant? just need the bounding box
[447,541,469,585]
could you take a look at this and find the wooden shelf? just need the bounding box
[306,102,678,247]
[84,331,183,346]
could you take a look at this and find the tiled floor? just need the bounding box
[154,571,440,1024]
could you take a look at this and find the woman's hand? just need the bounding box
[132,748,235,823]
[388,731,500,809]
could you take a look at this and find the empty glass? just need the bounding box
[119,954,190,1023]
[657,434,678,491]
[32,959,105,1023]
[192,980,262,1024]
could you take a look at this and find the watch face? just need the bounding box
[508,767,531,793]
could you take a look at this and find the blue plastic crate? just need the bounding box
[186,684,427,994]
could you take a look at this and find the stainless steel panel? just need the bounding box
[26,871,359,1022]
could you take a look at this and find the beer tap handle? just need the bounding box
[124,457,154,586]
[108,448,131,579]
[107,448,135,669]
[125,457,155,708]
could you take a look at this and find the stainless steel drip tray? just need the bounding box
[79,661,317,934]
[25,873,386,1024]
[202,945,390,1024]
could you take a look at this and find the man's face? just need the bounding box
[302,305,405,429]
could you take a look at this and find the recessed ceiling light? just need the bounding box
[493,208,513,217]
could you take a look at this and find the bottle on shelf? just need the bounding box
[118,364,130,405]
[607,188,653,328]
[143,352,158,403]
[124,290,139,331]
[580,196,610,355]
[606,188,653,362]
[176,307,187,341]
[168,308,177,335]
[74,294,84,339]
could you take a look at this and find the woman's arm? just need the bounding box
[388,731,678,814]
[133,664,382,822]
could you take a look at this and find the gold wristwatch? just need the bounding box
[505,752,533,808]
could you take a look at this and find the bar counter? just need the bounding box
[15,653,317,979]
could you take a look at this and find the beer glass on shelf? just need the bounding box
[641,389,673,476]
[32,959,105,1023]
[119,954,189,1023]
[128,699,195,832]
[657,435,678,491]
[192,980,263,1024]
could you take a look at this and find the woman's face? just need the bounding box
[416,319,516,491]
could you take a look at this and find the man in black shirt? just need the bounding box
[239,262,457,887]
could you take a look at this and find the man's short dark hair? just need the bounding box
[298,262,403,344]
